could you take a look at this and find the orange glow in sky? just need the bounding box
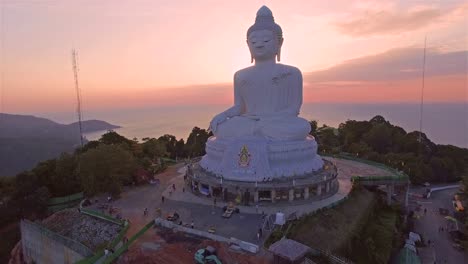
[0,0,467,113]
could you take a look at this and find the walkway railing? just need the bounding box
[47,192,84,212]
[101,220,155,264]
[323,153,409,186]
[80,208,125,226]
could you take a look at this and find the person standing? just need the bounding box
[191,220,194,229]
[162,195,165,203]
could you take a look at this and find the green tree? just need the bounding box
[0,176,15,197]
[362,123,393,154]
[13,172,50,217]
[316,126,340,153]
[338,120,372,149]
[185,127,211,158]
[142,138,167,160]
[430,157,456,183]
[157,134,178,159]
[99,131,132,146]
[175,138,186,159]
[309,120,318,135]
[32,159,56,194]
[347,142,372,157]
[78,140,100,153]
[412,162,434,184]
[53,153,80,196]
[79,144,137,196]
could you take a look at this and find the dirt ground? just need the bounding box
[116,227,271,264]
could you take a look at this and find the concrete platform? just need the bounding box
[162,157,391,217]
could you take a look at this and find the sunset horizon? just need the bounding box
[1,0,467,114]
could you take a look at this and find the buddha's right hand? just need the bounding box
[209,113,227,133]
[241,114,260,121]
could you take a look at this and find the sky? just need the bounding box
[0,0,467,114]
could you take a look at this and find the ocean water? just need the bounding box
[42,103,468,148]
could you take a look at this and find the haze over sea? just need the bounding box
[40,102,467,149]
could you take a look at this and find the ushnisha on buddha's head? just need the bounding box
[247,6,284,63]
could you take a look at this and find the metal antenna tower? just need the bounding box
[72,49,84,147]
[418,37,427,144]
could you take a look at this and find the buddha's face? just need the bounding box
[247,30,282,62]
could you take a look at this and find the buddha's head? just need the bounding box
[247,6,283,63]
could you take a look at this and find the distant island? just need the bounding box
[0,113,120,176]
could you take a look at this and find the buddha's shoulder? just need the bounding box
[234,64,301,79]
[234,66,255,80]
[276,64,302,76]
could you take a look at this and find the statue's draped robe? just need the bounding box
[215,64,310,141]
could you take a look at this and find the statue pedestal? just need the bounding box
[200,135,324,182]
[187,159,338,204]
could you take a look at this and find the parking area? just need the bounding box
[159,199,264,244]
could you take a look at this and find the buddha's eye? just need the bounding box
[264,40,270,43]
[252,42,256,44]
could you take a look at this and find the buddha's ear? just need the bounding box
[277,37,284,62]
[247,39,254,63]
[278,37,284,46]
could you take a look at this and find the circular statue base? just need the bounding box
[186,159,338,205]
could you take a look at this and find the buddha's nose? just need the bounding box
[256,45,264,49]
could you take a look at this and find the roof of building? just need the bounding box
[268,238,311,261]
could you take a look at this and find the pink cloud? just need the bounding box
[335,2,467,36]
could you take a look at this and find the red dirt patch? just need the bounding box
[117,228,270,264]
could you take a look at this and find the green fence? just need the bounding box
[351,174,409,183]
[48,192,84,205]
[80,208,124,226]
[101,220,155,264]
[324,153,409,184]
[161,157,177,164]
[47,192,84,212]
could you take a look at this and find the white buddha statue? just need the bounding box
[201,6,323,181]
[209,6,310,141]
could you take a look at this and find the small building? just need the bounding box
[269,238,311,264]
[395,247,421,264]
